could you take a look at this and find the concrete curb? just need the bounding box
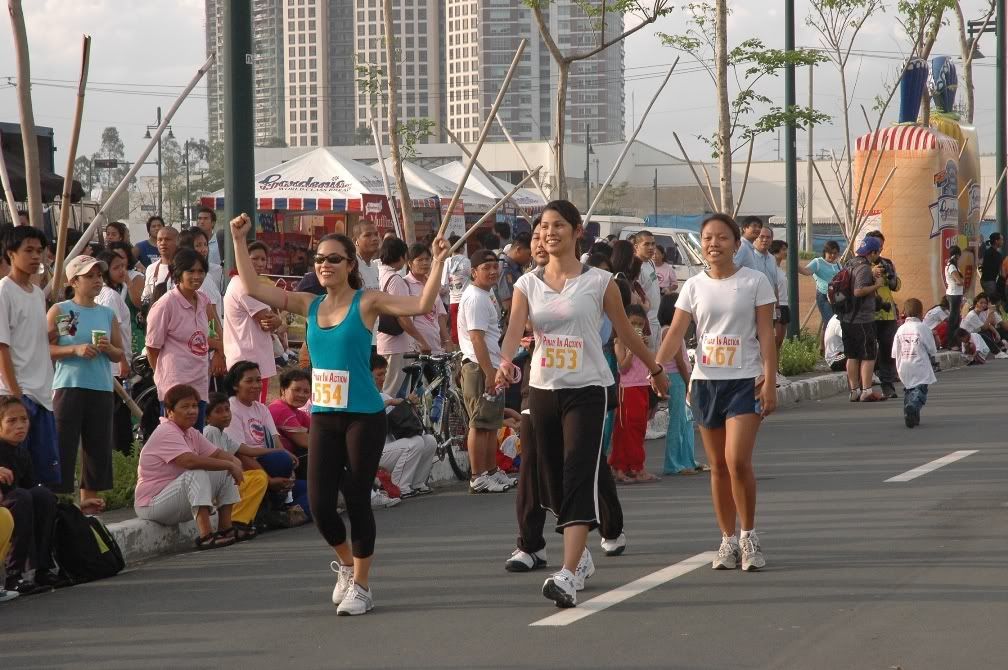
[108,349,967,566]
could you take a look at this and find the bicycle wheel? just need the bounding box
[441,391,471,481]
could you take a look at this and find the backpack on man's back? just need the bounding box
[827,258,864,319]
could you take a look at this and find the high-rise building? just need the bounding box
[445,0,624,145]
[283,0,329,147]
[327,2,356,146]
[205,0,285,147]
[352,0,444,146]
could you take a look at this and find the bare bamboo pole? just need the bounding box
[672,132,718,213]
[7,0,43,229]
[700,164,719,216]
[0,148,20,224]
[957,179,974,202]
[852,140,887,238]
[444,126,530,213]
[436,39,527,239]
[846,167,897,249]
[494,113,549,202]
[51,35,92,301]
[54,56,215,281]
[958,136,970,161]
[449,168,541,254]
[979,167,1008,220]
[732,136,755,218]
[811,160,848,237]
[370,119,403,240]
[582,60,677,227]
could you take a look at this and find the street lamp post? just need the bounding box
[184,140,191,226]
[144,106,173,218]
[585,123,593,212]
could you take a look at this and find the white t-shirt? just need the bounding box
[675,267,777,381]
[0,277,55,409]
[516,266,615,390]
[892,318,937,388]
[441,254,471,304]
[96,285,132,375]
[824,315,844,365]
[960,309,987,333]
[142,260,173,302]
[968,332,990,358]
[945,262,963,296]
[922,306,949,332]
[224,397,279,449]
[457,283,502,368]
[198,269,224,318]
[775,266,789,307]
[638,258,661,326]
[357,254,379,345]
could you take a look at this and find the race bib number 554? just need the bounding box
[313,368,349,409]
[539,334,584,373]
[700,334,743,369]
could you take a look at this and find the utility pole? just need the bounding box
[806,63,814,253]
[156,106,163,215]
[223,1,255,273]
[184,140,191,226]
[784,0,799,338]
[653,168,658,225]
[998,0,1006,242]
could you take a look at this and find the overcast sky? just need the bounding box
[0,0,1000,183]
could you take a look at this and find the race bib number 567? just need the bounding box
[700,334,743,369]
[313,368,349,409]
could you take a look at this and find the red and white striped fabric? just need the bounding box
[856,125,959,153]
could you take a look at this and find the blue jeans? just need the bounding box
[815,291,833,324]
[904,385,928,412]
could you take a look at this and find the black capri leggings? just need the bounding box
[528,385,608,532]
[308,410,387,558]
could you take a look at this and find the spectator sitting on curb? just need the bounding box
[824,315,846,372]
[0,507,15,602]
[954,328,989,365]
[134,384,242,550]
[960,293,1008,358]
[922,297,950,349]
[370,354,436,499]
[202,393,270,541]
[0,396,64,595]
[268,369,312,479]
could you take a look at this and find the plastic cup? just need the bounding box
[91,329,107,346]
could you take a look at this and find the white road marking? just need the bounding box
[529,551,716,627]
[884,450,978,483]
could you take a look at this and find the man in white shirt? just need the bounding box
[733,216,763,271]
[633,230,662,352]
[141,225,178,302]
[441,234,471,344]
[457,249,510,493]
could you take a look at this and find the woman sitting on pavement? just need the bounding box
[134,384,244,549]
[268,368,312,480]
[224,361,298,505]
[0,396,64,595]
[370,353,436,498]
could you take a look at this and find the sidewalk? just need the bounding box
[105,350,968,566]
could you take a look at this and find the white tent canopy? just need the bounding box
[376,158,496,211]
[201,147,437,211]
[431,161,547,212]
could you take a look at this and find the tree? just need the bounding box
[353,125,373,146]
[525,0,675,199]
[662,1,828,213]
[74,155,92,191]
[952,0,994,123]
[597,181,629,215]
[90,127,130,220]
[381,0,415,242]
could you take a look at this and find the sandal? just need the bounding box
[232,522,257,542]
[194,530,235,550]
[695,463,712,472]
[615,472,636,484]
[635,471,661,483]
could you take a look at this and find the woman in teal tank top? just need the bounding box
[229,213,449,616]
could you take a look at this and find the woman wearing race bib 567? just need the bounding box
[497,200,669,609]
[656,213,777,572]
[229,213,449,616]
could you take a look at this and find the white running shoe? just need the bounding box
[573,549,595,591]
[469,472,509,494]
[995,351,1008,360]
[541,570,577,608]
[505,548,547,572]
[490,469,516,489]
[600,533,627,556]
[336,579,374,616]
[371,490,401,509]
[740,532,766,572]
[712,536,741,570]
[330,561,354,605]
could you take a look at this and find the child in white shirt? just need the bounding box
[893,299,937,428]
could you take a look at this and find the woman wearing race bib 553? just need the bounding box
[497,200,669,609]
[656,213,777,572]
[230,213,449,616]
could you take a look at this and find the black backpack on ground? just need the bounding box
[51,502,125,584]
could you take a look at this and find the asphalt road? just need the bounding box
[4,362,1007,670]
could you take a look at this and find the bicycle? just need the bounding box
[401,351,471,481]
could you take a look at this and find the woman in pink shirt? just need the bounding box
[653,245,679,295]
[145,249,226,430]
[376,238,429,396]
[134,384,244,550]
[404,243,452,356]
[223,241,281,402]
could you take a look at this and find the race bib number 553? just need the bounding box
[539,334,584,373]
[313,368,349,409]
[700,334,743,369]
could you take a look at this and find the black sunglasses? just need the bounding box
[313,253,350,265]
